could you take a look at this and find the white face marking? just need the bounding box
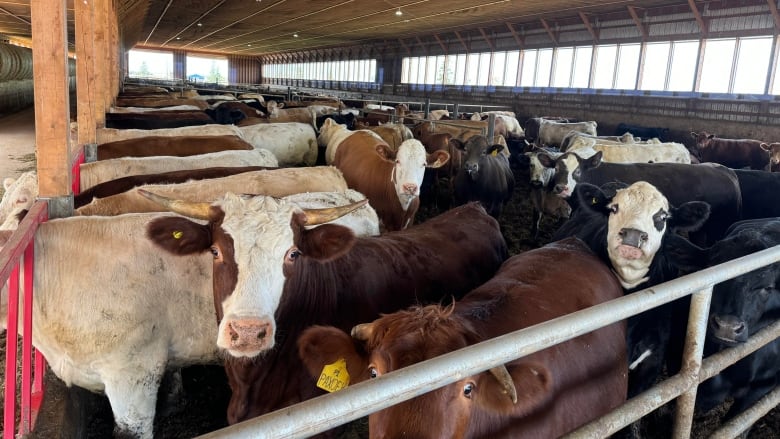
[214,194,300,356]
[527,152,556,186]
[605,182,670,289]
[393,139,427,210]
[556,154,580,198]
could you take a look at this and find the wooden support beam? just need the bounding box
[506,22,524,47]
[93,0,109,127]
[688,0,708,36]
[398,38,411,55]
[540,18,558,45]
[454,30,469,51]
[433,34,447,54]
[477,27,495,52]
[30,0,72,198]
[768,0,780,32]
[415,36,429,55]
[75,0,97,146]
[627,6,649,40]
[579,12,599,42]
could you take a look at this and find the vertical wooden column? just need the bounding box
[93,0,108,127]
[110,0,120,98]
[30,0,72,202]
[75,0,97,146]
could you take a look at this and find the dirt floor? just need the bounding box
[0,107,37,180]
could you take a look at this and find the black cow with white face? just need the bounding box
[538,151,740,246]
[553,181,711,398]
[666,218,780,419]
[451,135,515,218]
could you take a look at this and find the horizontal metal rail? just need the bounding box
[197,244,780,439]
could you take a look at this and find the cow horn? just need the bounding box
[488,365,518,404]
[302,199,368,226]
[350,322,374,340]
[138,189,212,220]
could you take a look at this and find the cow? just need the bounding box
[535,119,597,148]
[315,112,356,131]
[205,101,265,125]
[760,142,780,171]
[95,135,254,160]
[525,149,571,239]
[265,100,316,126]
[412,119,508,145]
[560,131,640,151]
[665,218,780,421]
[615,123,670,141]
[142,197,507,430]
[471,113,525,139]
[566,140,692,165]
[109,105,203,113]
[0,189,380,438]
[552,181,710,399]
[731,169,780,222]
[522,116,572,143]
[332,132,449,231]
[537,151,741,246]
[298,236,626,439]
[690,131,769,170]
[105,111,215,130]
[113,98,210,110]
[237,122,319,166]
[79,149,278,191]
[364,122,414,151]
[0,171,37,229]
[75,167,348,216]
[97,125,243,144]
[451,135,514,218]
[427,109,450,120]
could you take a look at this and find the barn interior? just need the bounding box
[1,0,780,438]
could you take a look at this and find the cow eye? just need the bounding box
[285,248,301,263]
[573,168,581,178]
[369,367,380,379]
[463,382,475,398]
[210,246,221,260]
[609,204,619,214]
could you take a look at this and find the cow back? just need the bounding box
[96,135,254,160]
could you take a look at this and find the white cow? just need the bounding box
[79,149,278,191]
[536,120,598,148]
[0,171,37,231]
[568,141,691,165]
[237,122,319,166]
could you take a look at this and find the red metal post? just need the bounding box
[3,265,20,439]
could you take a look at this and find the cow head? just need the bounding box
[143,191,366,358]
[0,172,37,230]
[382,139,449,210]
[577,181,710,289]
[537,150,603,198]
[525,148,560,188]
[298,306,525,439]
[760,142,780,170]
[451,136,506,182]
[690,131,715,150]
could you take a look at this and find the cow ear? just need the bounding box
[475,362,553,416]
[3,177,15,191]
[536,152,556,168]
[668,201,710,232]
[690,132,697,139]
[146,216,212,255]
[298,325,370,384]
[761,143,770,152]
[297,224,356,261]
[449,138,466,151]
[576,183,612,214]
[488,144,506,155]
[583,151,603,169]
[663,234,709,274]
[376,144,396,160]
[707,134,715,139]
[426,150,450,169]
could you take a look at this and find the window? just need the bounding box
[505,51,520,87]
[408,57,419,84]
[401,58,410,83]
[454,54,466,85]
[699,39,736,93]
[552,47,574,88]
[128,49,174,80]
[477,53,491,86]
[733,37,773,94]
[465,53,480,85]
[492,52,507,86]
[519,49,537,87]
[535,49,553,87]
[444,55,457,85]
[187,55,228,84]
[571,46,593,88]
[434,56,446,85]
[640,43,670,91]
[426,56,437,84]
[615,44,640,89]
[667,41,699,92]
[593,45,617,89]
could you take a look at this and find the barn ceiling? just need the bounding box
[0,0,752,57]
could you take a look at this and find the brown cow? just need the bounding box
[113,97,210,110]
[760,142,780,172]
[332,132,449,231]
[690,131,769,170]
[96,135,254,160]
[299,237,626,439]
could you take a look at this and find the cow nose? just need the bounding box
[402,183,418,195]
[553,184,567,194]
[530,180,543,188]
[465,163,478,173]
[619,228,648,247]
[710,314,747,343]
[226,319,271,351]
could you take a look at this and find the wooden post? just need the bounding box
[93,0,108,127]
[75,0,97,146]
[30,0,72,207]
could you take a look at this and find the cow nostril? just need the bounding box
[619,230,626,237]
[640,233,648,242]
[734,323,745,335]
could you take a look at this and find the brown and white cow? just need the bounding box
[332,133,449,231]
[95,135,254,160]
[143,198,507,427]
[690,131,768,170]
[760,142,780,172]
[298,237,626,439]
[365,122,414,151]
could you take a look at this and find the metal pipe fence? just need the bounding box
[196,244,780,439]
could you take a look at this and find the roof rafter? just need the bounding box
[540,18,558,45]
[579,12,598,42]
[688,0,708,36]
[627,6,649,40]
[478,27,495,51]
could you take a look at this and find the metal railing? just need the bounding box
[197,244,780,439]
[2,201,48,439]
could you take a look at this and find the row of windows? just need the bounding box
[263,60,377,83]
[401,36,779,95]
[127,50,229,85]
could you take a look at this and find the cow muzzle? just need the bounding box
[221,318,274,356]
[616,228,648,260]
[709,314,747,345]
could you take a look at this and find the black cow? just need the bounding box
[315,112,356,131]
[538,152,741,246]
[104,111,214,129]
[615,122,670,142]
[553,181,710,398]
[451,135,515,218]
[732,169,780,220]
[666,218,780,420]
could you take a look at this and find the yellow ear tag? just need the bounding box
[491,150,498,157]
[317,358,350,393]
[591,197,598,205]
[172,231,183,239]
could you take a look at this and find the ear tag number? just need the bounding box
[172,231,183,239]
[317,358,350,393]
[491,150,498,157]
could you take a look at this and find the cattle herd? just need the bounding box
[1,84,780,438]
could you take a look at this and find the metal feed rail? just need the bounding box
[198,244,780,439]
